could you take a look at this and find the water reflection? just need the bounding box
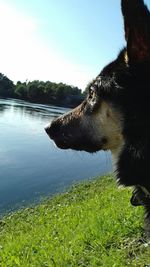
[0,98,68,121]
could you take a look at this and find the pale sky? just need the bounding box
[0,0,150,90]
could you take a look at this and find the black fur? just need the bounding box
[45,0,150,237]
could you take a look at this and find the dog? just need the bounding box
[45,0,150,238]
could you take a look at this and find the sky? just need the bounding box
[0,0,150,90]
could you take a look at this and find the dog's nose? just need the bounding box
[45,123,51,135]
[45,123,54,139]
[45,120,60,140]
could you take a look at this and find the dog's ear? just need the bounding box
[121,0,150,63]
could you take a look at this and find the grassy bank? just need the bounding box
[0,175,149,266]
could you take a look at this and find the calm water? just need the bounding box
[0,98,112,214]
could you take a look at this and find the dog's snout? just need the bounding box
[45,124,50,135]
[45,120,59,140]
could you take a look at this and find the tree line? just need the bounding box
[0,73,86,107]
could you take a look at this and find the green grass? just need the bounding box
[0,175,150,266]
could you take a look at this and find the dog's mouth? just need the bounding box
[52,138,104,153]
[45,122,106,153]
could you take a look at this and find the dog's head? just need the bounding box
[45,0,150,155]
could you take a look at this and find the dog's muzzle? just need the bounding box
[45,121,57,140]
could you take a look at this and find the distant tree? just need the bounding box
[0,72,83,107]
[15,84,27,99]
[71,86,82,95]
[0,73,14,97]
[27,83,39,100]
[45,82,54,100]
[55,84,66,100]
[83,82,91,97]
[27,81,36,98]
[16,81,22,86]
[37,85,45,100]
[27,81,45,102]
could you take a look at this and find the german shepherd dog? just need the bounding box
[45,0,150,237]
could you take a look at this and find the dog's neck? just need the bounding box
[111,140,125,171]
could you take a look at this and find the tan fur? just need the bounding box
[98,102,124,154]
[124,51,129,65]
[83,101,125,156]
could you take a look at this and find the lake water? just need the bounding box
[0,98,112,214]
